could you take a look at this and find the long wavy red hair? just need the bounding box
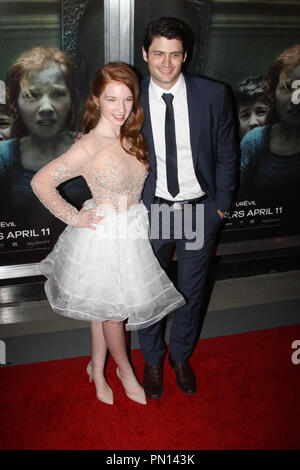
[82,62,149,169]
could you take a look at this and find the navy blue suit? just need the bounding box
[138,73,237,364]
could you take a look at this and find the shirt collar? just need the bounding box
[149,73,185,102]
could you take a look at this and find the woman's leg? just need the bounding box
[89,321,113,404]
[102,320,146,404]
[90,321,108,372]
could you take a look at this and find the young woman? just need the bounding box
[30,62,185,406]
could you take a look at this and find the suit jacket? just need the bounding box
[140,73,237,214]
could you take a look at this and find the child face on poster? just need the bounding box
[0,105,13,141]
[238,100,269,138]
[236,76,270,139]
[17,63,72,142]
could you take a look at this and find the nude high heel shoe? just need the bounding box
[116,367,147,405]
[86,361,114,405]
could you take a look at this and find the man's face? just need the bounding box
[142,36,186,90]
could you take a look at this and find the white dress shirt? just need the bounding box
[149,73,205,201]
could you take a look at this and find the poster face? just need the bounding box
[219,54,300,244]
[0,0,104,266]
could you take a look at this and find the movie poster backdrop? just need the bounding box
[0,0,103,266]
[220,58,300,244]
[0,0,299,268]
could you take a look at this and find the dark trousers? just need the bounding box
[138,197,222,365]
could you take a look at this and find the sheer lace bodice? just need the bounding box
[31,129,148,226]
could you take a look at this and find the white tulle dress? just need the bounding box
[31,129,185,331]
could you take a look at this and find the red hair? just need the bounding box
[6,46,78,137]
[267,44,300,124]
[82,62,149,169]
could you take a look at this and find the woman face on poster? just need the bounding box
[5,46,79,170]
[17,63,72,142]
[274,63,300,129]
[0,46,90,226]
[267,45,300,152]
[240,45,300,208]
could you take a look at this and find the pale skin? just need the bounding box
[142,36,225,219]
[76,81,134,230]
[80,81,146,405]
[17,63,75,171]
[0,109,13,141]
[238,101,269,139]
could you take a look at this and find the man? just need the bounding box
[138,17,237,399]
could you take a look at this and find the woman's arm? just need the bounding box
[31,140,91,226]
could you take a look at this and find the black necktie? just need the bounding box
[162,93,179,198]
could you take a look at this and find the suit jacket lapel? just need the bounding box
[140,78,157,175]
[184,74,201,171]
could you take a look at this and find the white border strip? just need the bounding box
[104,0,134,63]
[0,263,42,280]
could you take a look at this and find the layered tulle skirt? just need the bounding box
[40,200,185,330]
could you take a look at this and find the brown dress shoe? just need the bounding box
[169,357,196,394]
[143,364,163,399]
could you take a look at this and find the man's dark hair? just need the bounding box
[142,17,192,56]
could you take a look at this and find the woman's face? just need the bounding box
[93,81,133,131]
[275,64,300,128]
[17,63,72,140]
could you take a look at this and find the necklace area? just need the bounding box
[92,128,120,139]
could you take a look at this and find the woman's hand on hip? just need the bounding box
[76,206,103,230]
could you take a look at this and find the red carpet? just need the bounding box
[0,325,299,450]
